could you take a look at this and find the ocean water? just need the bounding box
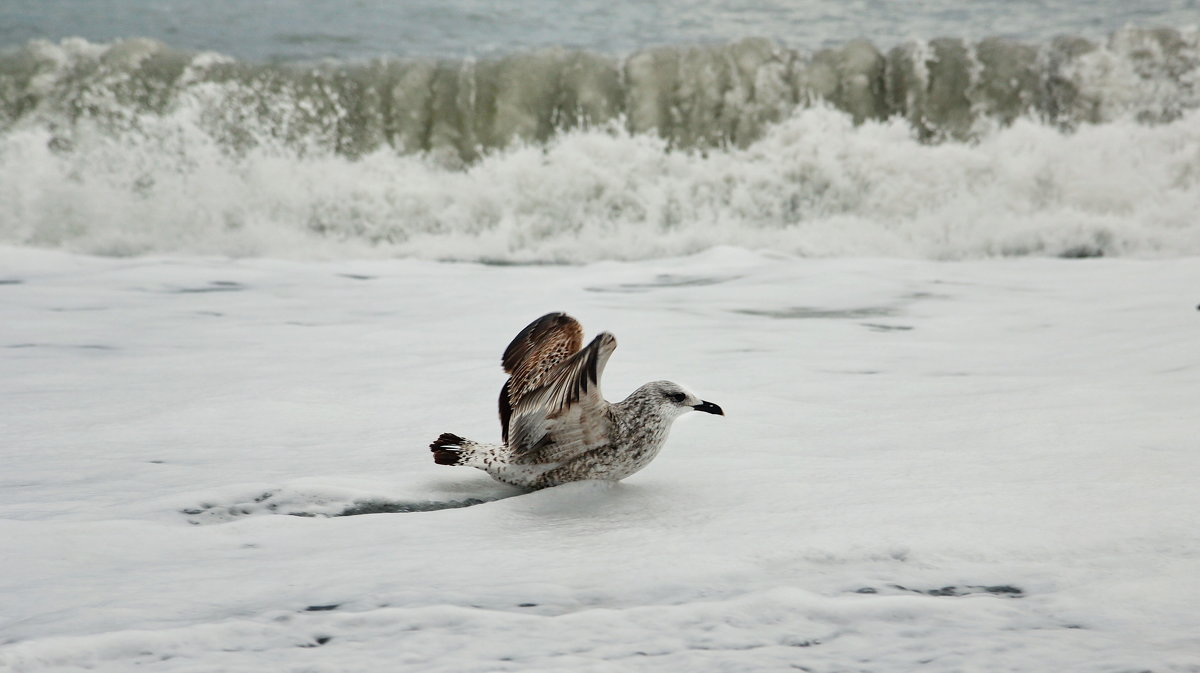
[2,3,1200,672]
[3,0,1198,61]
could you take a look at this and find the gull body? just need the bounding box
[429,312,723,489]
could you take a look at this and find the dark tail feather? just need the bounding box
[430,433,466,466]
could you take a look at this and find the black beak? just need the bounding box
[692,400,724,416]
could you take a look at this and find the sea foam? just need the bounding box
[1,30,1198,261]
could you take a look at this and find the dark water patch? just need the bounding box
[49,306,109,312]
[862,323,913,332]
[171,281,247,293]
[304,604,340,612]
[6,342,116,350]
[633,274,741,288]
[195,311,224,316]
[734,306,897,319]
[337,498,489,516]
[1059,245,1105,259]
[183,490,502,524]
[298,635,333,648]
[276,32,360,47]
[338,273,376,280]
[471,258,572,267]
[861,584,1024,597]
[587,274,741,293]
[0,279,22,285]
[1000,231,1116,258]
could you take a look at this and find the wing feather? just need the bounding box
[515,333,614,417]
[498,312,583,442]
[507,331,618,465]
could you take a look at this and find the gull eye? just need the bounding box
[667,392,686,403]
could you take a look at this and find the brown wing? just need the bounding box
[513,332,615,417]
[498,312,583,443]
[507,332,618,465]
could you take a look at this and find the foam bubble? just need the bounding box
[2,103,1198,261]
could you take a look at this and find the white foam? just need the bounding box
[0,250,1197,671]
[3,105,1199,262]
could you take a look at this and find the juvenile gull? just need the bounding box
[429,312,724,489]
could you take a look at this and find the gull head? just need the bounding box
[637,380,724,419]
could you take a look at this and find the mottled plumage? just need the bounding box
[429,312,723,489]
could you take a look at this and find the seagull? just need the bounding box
[429,312,723,489]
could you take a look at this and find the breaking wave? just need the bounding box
[1,28,1198,261]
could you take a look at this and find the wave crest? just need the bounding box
[1,28,1197,163]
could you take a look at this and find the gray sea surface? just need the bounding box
[2,0,1197,61]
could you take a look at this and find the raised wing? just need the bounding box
[506,330,618,465]
[514,331,616,420]
[498,312,584,443]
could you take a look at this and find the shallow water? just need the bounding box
[1,249,1197,671]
